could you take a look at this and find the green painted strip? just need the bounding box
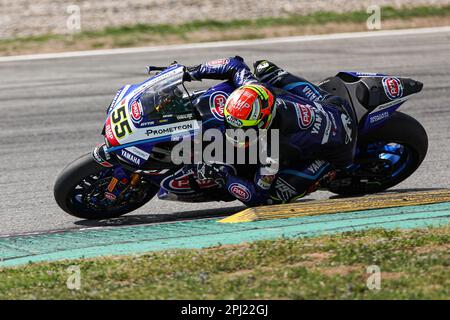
[0,202,449,267]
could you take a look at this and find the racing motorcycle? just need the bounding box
[54,64,428,219]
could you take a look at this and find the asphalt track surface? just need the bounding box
[0,28,449,236]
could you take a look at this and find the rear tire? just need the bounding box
[328,112,428,195]
[54,153,157,219]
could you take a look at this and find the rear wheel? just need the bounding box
[327,112,428,195]
[54,153,158,219]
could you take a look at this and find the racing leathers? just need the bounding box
[187,56,357,206]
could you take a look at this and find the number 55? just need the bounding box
[112,106,132,139]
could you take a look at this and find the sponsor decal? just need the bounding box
[139,169,170,175]
[370,98,407,114]
[130,100,143,123]
[294,103,315,129]
[353,72,384,77]
[328,112,338,137]
[382,76,403,100]
[310,103,328,135]
[311,113,323,134]
[93,145,113,168]
[120,149,141,166]
[107,177,119,193]
[107,88,123,114]
[329,177,353,188]
[302,85,322,102]
[209,91,228,121]
[166,176,191,192]
[369,111,390,124]
[310,103,331,145]
[256,61,270,73]
[110,91,121,107]
[111,105,133,140]
[101,145,111,160]
[145,120,198,137]
[206,58,229,66]
[104,192,116,201]
[109,86,130,111]
[233,99,251,112]
[274,178,297,202]
[176,113,194,120]
[104,118,119,146]
[139,121,155,127]
[161,169,218,194]
[256,174,275,190]
[338,72,385,79]
[340,114,353,144]
[321,114,332,145]
[318,105,332,145]
[228,183,251,202]
[259,68,287,82]
[225,115,243,128]
[307,160,327,175]
[125,146,150,161]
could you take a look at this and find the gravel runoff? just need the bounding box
[1,0,449,38]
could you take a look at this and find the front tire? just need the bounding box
[328,112,428,195]
[54,153,157,219]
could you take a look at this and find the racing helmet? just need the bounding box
[223,84,276,147]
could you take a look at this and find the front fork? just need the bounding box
[92,143,142,203]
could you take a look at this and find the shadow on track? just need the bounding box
[74,205,246,228]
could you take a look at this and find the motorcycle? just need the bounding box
[54,64,428,219]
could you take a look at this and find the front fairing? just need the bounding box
[103,65,202,160]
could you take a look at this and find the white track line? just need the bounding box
[1,26,450,63]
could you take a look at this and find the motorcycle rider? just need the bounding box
[184,56,357,206]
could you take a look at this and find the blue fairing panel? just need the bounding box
[360,101,405,134]
[341,71,387,78]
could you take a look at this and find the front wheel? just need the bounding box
[54,153,158,219]
[327,112,428,196]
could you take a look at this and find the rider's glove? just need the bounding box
[196,163,231,187]
[183,66,199,82]
[183,70,193,82]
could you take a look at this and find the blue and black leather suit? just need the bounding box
[187,56,357,206]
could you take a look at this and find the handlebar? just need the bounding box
[146,65,168,74]
[146,61,181,74]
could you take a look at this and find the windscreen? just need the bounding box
[139,66,193,119]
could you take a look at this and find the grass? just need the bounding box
[1,5,450,56]
[0,225,448,299]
